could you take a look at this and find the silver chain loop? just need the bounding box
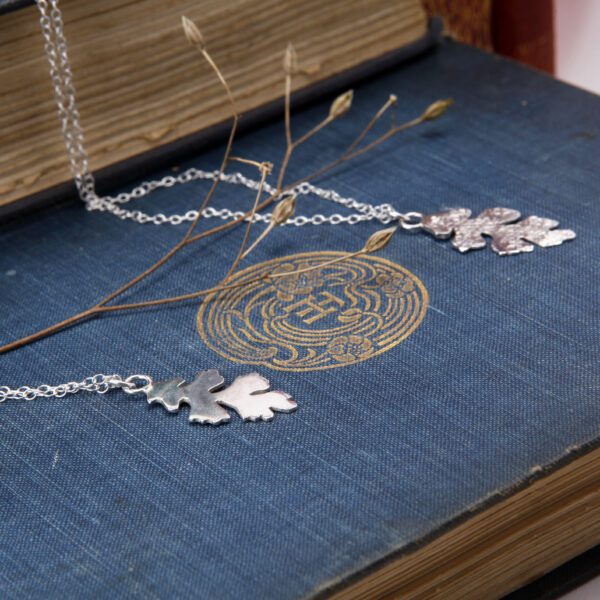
[86,168,406,226]
[37,0,97,203]
[399,211,424,229]
[36,0,412,230]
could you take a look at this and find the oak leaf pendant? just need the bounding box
[144,370,296,425]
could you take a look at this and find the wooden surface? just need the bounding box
[0,0,427,207]
[322,446,600,599]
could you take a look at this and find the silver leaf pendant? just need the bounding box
[143,370,296,425]
[420,208,576,255]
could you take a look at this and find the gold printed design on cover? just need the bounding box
[197,252,428,371]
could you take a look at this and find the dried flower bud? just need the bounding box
[421,98,453,121]
[329,90,353,119]
[283,43,297,75]
[260,161,274,175]
[362,226,396,254]
[389,94,398,104]
[181,16,205,48]
[272,195,296,225]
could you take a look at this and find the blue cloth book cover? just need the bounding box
[1,38,599,599]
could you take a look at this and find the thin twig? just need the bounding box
[0,251,362,353]
[276,116,332,192]
[284,72,292,149]
[343,95,396,157]
[276,251,362,276]
[228,157,264,169]
[241,222,273,258]
[183,113,426,247]
[292,116,424,187]
[96,45,239,308]
[98,251,363,311]
[221,164,269,281]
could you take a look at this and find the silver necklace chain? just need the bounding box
[6,1,575,403]
[36,0,422,231]
[0,374,150,402]
[18,0,419,403]
[90,168,414,227]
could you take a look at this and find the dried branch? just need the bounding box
[0,227,392,355]
[0,23,452,357]
[96,17,239,309]
[241,194,296,258]
[221,161,271,281]
[343,94,396,157]
[283,43,297,149]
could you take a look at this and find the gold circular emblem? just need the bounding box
[197,252,428,371]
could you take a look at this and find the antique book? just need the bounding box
[0,0,429,213]
[1,23,599,600]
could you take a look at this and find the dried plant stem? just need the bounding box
[343,95,395,157]
[0,105,434,356]
[278,250,362,276]
[0,309,100,355]
[97,46,239,309]
[284,72,292,149]
[185,112,426,247]
[97,117,238,309]
[199,47,237,114]
[105,251,363,311]
[228,157,264,169]
[0,251,363,354]
[344,117,423,161]
[221,165,269,281]
[296,115,424,186]
[277,116,333,192]
[241,222,274,258]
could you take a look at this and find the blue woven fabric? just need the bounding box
[1,41,599,599]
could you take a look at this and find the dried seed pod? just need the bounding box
[362,226,397,253]
[181,16,205,48]
[283,43,297,75]
[260,161,274,175]
[329,90,353,119]
[272,195,296,225]
[421,98,453,121]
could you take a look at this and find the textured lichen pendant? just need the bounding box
[419,207,576,255]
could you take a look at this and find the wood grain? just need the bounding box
[0,0,426,207]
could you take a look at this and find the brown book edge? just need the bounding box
[0,19,443,225]
[312,440,600,600]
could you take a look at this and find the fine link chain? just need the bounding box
[21,1,421,405]
[87,168,410,226]
[36,0,423,230]
[37,0,96,202]
[0,374,152,402]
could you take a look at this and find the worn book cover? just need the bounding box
[1,40,599,599]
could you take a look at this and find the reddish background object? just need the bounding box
[423,0,555,74]
[492,0,554,73]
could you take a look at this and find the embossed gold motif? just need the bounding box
[197,252,428,371]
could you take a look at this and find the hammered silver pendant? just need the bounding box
[141,370,296,425]
[417,207,576,255]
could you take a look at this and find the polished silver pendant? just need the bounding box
[418,207,576,255]
[142,370,296,425]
